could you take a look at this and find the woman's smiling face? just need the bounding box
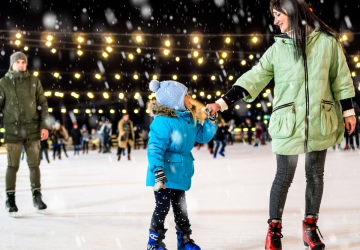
[273,9,290,33]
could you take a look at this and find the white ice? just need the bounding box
[0,143,360,249]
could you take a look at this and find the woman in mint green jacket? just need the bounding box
[207,0,356,249]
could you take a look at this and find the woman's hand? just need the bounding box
[345,115,357,134]
[205,103,221,115]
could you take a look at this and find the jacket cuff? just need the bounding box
[215,98,228,112]
[343,109,355,117]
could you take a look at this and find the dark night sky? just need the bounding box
[0,0,359,128]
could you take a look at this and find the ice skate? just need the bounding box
[303,216,325,250]
[5,192,18,218]
[176,225,200,250]
[128,154,131,161]
[265,220,283,250]
[147,227,168,250]
[219,151,225,157]
[33,190,47,214]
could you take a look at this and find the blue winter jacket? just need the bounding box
[146,101,217,191]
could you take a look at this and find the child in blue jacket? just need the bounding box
[146,80,218,250]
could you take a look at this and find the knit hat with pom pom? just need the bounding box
[149,80,188,111]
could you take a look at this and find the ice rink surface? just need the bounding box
[0,143,360,250]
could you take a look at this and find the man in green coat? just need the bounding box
[1,52,51,216]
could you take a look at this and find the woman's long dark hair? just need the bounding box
[270,0,344,60]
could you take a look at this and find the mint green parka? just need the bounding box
[234,29,355,155]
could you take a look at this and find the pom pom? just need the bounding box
[149,80,160,92]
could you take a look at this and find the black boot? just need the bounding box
[33,190,47,214]
[6,192,18,217]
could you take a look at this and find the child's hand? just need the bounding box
[153,169,168,191]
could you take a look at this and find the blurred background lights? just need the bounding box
[73,109,79,114]
[134,109,139,114]
[103,92,109,99]
[136,36,142,42]
[216,91,221,96]
[175,57,180,62]
[119,93,124,99]
[163,49,170,55]
[193,36,199,43]
[354,56,359,62]
[122,109,127,114]
[172,75,177,80]
[222,52,227,58]
[192,94,196,99]
[200,91,205,96]
[246,104,251,108]
[61,108,66,113]
[106,46,112,53]
[33,71,39,77]
[152,75,157,80]
[44,91,51,97]
[241,60,246,65]
[207,94,212,99]
[249,54,254,60]
[53,72,60,78]
[198,58,203,64]
[256,103,262,108]
[136,48,141,53]
[95,74,101,79]
[229,75,234,80]
[16,33,22,39]
[115,74,121,80]
[267,102,272,107]
[51,48,56,53]
[87,92,94,98]
[15,40,21,46]
[77,36,84,43]
[46,41,51,47]
[110,109,115,114]
[77,50,83,56]
[192,75,198,80]
[219,59,224,65]
[24,46,29,51]
[85,109,91,114]
[211,75,216,80]
[106,37,113,43]
[75,73,81,79]
[133,74,139,80]
[165,40,170,47]
[225,37,231,43]
[48,108,53,113]
[46,35,53,41]
[128,54,134,59]
[102,52,108,58]
[252,37,258,43]
[235,105,240,109]
[98,109,103,114]
[134,92,140,99]
[193,51,199,57]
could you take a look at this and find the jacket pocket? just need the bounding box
[164,152,184,183]
[320,99,338,136]
[269,102,296,139]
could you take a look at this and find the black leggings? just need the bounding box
[150,188,190,230]
[83,141,89,152]
[53,145,61,157]
[117,142,131,155]
[270,150,327,219]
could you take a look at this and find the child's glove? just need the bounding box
[153,169,168,191]
[205,107,218,124]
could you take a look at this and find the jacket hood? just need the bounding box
[5,66,30,79]
[147,100,197,118]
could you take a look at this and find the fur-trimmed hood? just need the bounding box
[147,100,197,119]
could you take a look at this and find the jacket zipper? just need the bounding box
[321,100,334,111]
[272,102,295,114]
[302,40,309,153]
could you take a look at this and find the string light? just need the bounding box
[146,109,149,113]
[95,74,101,79]
[85,109,91,114]
[128,54,134,60]
[241,60,246,65]
[77,36,84,43]
[249,54,254,60]
[216,91,221,96]
[53,72,60,78]
[44,91,52,97]
[207,94,212,99]
[172,75,177,80]
[119,93,124,99]
[175,57,180,62]
[122,109,127,114]
[252,37,258,43]
[219,59,224,65]
[72,108,78,113]
[200,91,205,96]
[98,109,103,114]
[106,46,113,53]
[16,33,22,39]
[152,75,157,80]
[55,92,64,97]
[263,93,268,97]
[352,72,356,77]
[192,94,196,99]
[87,92,94,98]
[134,109,139,114]
[71,92,79,98]
[354,57,359,62]
[133,74,139,80]
[235,105,240,109]
[356,63,360,68]
[148,95,153,99]
[267,102,272,107]
[106,37,113,43]
[77,50,83,56]
[51,48,57,53]
[103,92,109,99]
[266,89,271,93]
[134,92,140,99]
[15,40,21,46]
[136,36,142,42]
[256,103,262,108]
[225,37,231,43]
[24,46,29,51]
[46,41,52,47]
[102,52,108,58]
[61,108,66,113]
[198,58,203,64]
[229,75,234,80]
[211,75,216,80]
[136,48,141,53]
[193,51,199,57]
[46,35,53,41]
[110,109,115,114]
[33,71,39,77]
[192,75,198,80]
[164,49,170,55]
[48,108,53,113]
[246,104,251,108]
[342,35,348,41]
[165,40,170,47]
[222,52,227,58]
[193,37,199,43]
[115,74,121,80]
